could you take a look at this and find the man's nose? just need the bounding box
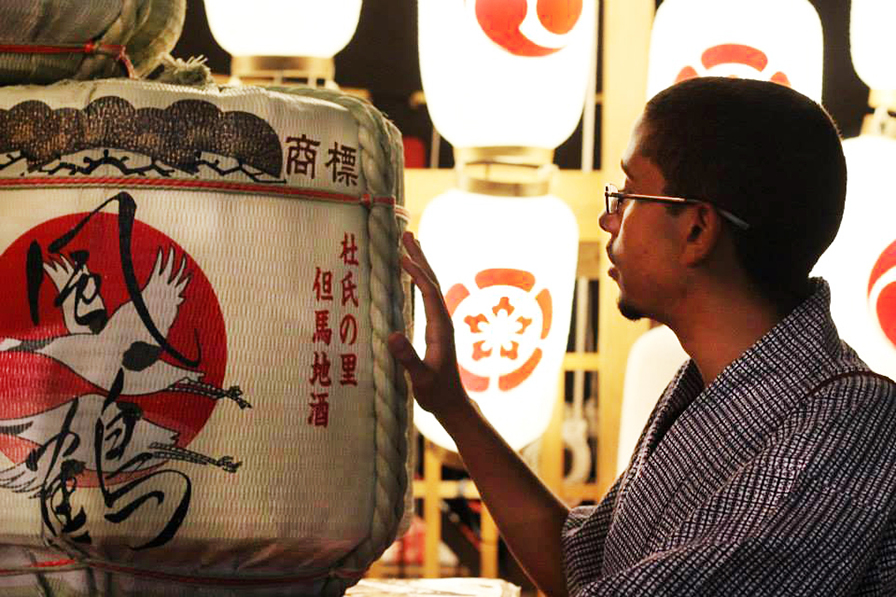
[598,210,617,233]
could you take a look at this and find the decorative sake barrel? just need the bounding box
[0,78,410,595]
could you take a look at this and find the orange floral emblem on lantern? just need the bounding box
[444,268,552,393]
[675,43,792,87]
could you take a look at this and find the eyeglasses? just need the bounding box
[604,183,750,230]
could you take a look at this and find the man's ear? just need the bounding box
[680,203,725,266]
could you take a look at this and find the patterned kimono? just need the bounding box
[563,280,896,596]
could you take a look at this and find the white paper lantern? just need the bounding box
[413,189,578,451]
[813,135,896,380]
[646,0,823,102]
[205,0,363,59]
[850,0,896,92]
[418,0,597,149]
[616,325,687,475]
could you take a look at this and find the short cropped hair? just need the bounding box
[640,77,847,305]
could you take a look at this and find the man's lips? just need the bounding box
[606,245,618,279]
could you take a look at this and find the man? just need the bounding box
[387,77,896,596]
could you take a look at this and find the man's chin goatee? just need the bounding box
[618,300,645,322]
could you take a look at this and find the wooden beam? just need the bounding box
[562,352,601,371]
[423,440,442,578]
[480,506,500,578]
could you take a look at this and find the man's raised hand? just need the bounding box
[387,232,468,419]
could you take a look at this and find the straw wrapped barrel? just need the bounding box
[0,75,411,596]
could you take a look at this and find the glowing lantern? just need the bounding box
[616,325,687,475]
[418,0,597,149]
[813,137,896,379]
[413,0,593,452]
[413,188,579,451]
[646,0,823,102]
[812,1,896,380]
[850,0,896,92]
[204,0,363,82]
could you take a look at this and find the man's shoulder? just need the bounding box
[801,354,896,416]
[746,323,893,417]
[765,364,896,512]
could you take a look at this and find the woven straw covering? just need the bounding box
[0,0,185,83]
[0,78,410,595]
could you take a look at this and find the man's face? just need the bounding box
[599,116,686,323]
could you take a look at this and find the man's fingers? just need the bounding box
[399,232,455,332]
[388,331,428,380]
[399,253,433,292]
[402,254,457,337]
[401,232,440,287]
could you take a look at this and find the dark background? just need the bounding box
[172,0,872,170]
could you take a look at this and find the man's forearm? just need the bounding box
[439,397,571,597]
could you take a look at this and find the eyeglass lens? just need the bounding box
[605,184,618,214]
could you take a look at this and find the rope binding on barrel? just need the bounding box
[0,42,136,78]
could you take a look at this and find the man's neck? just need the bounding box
[670,286,789,388]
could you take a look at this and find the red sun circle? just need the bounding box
[0,212,227,473]
[474,0,583,57]
[868,239,896,347]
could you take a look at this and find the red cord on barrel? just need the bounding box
[0,42,135,78]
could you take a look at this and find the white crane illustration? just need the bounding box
[0,248,248,408]
[0,393,241,499]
